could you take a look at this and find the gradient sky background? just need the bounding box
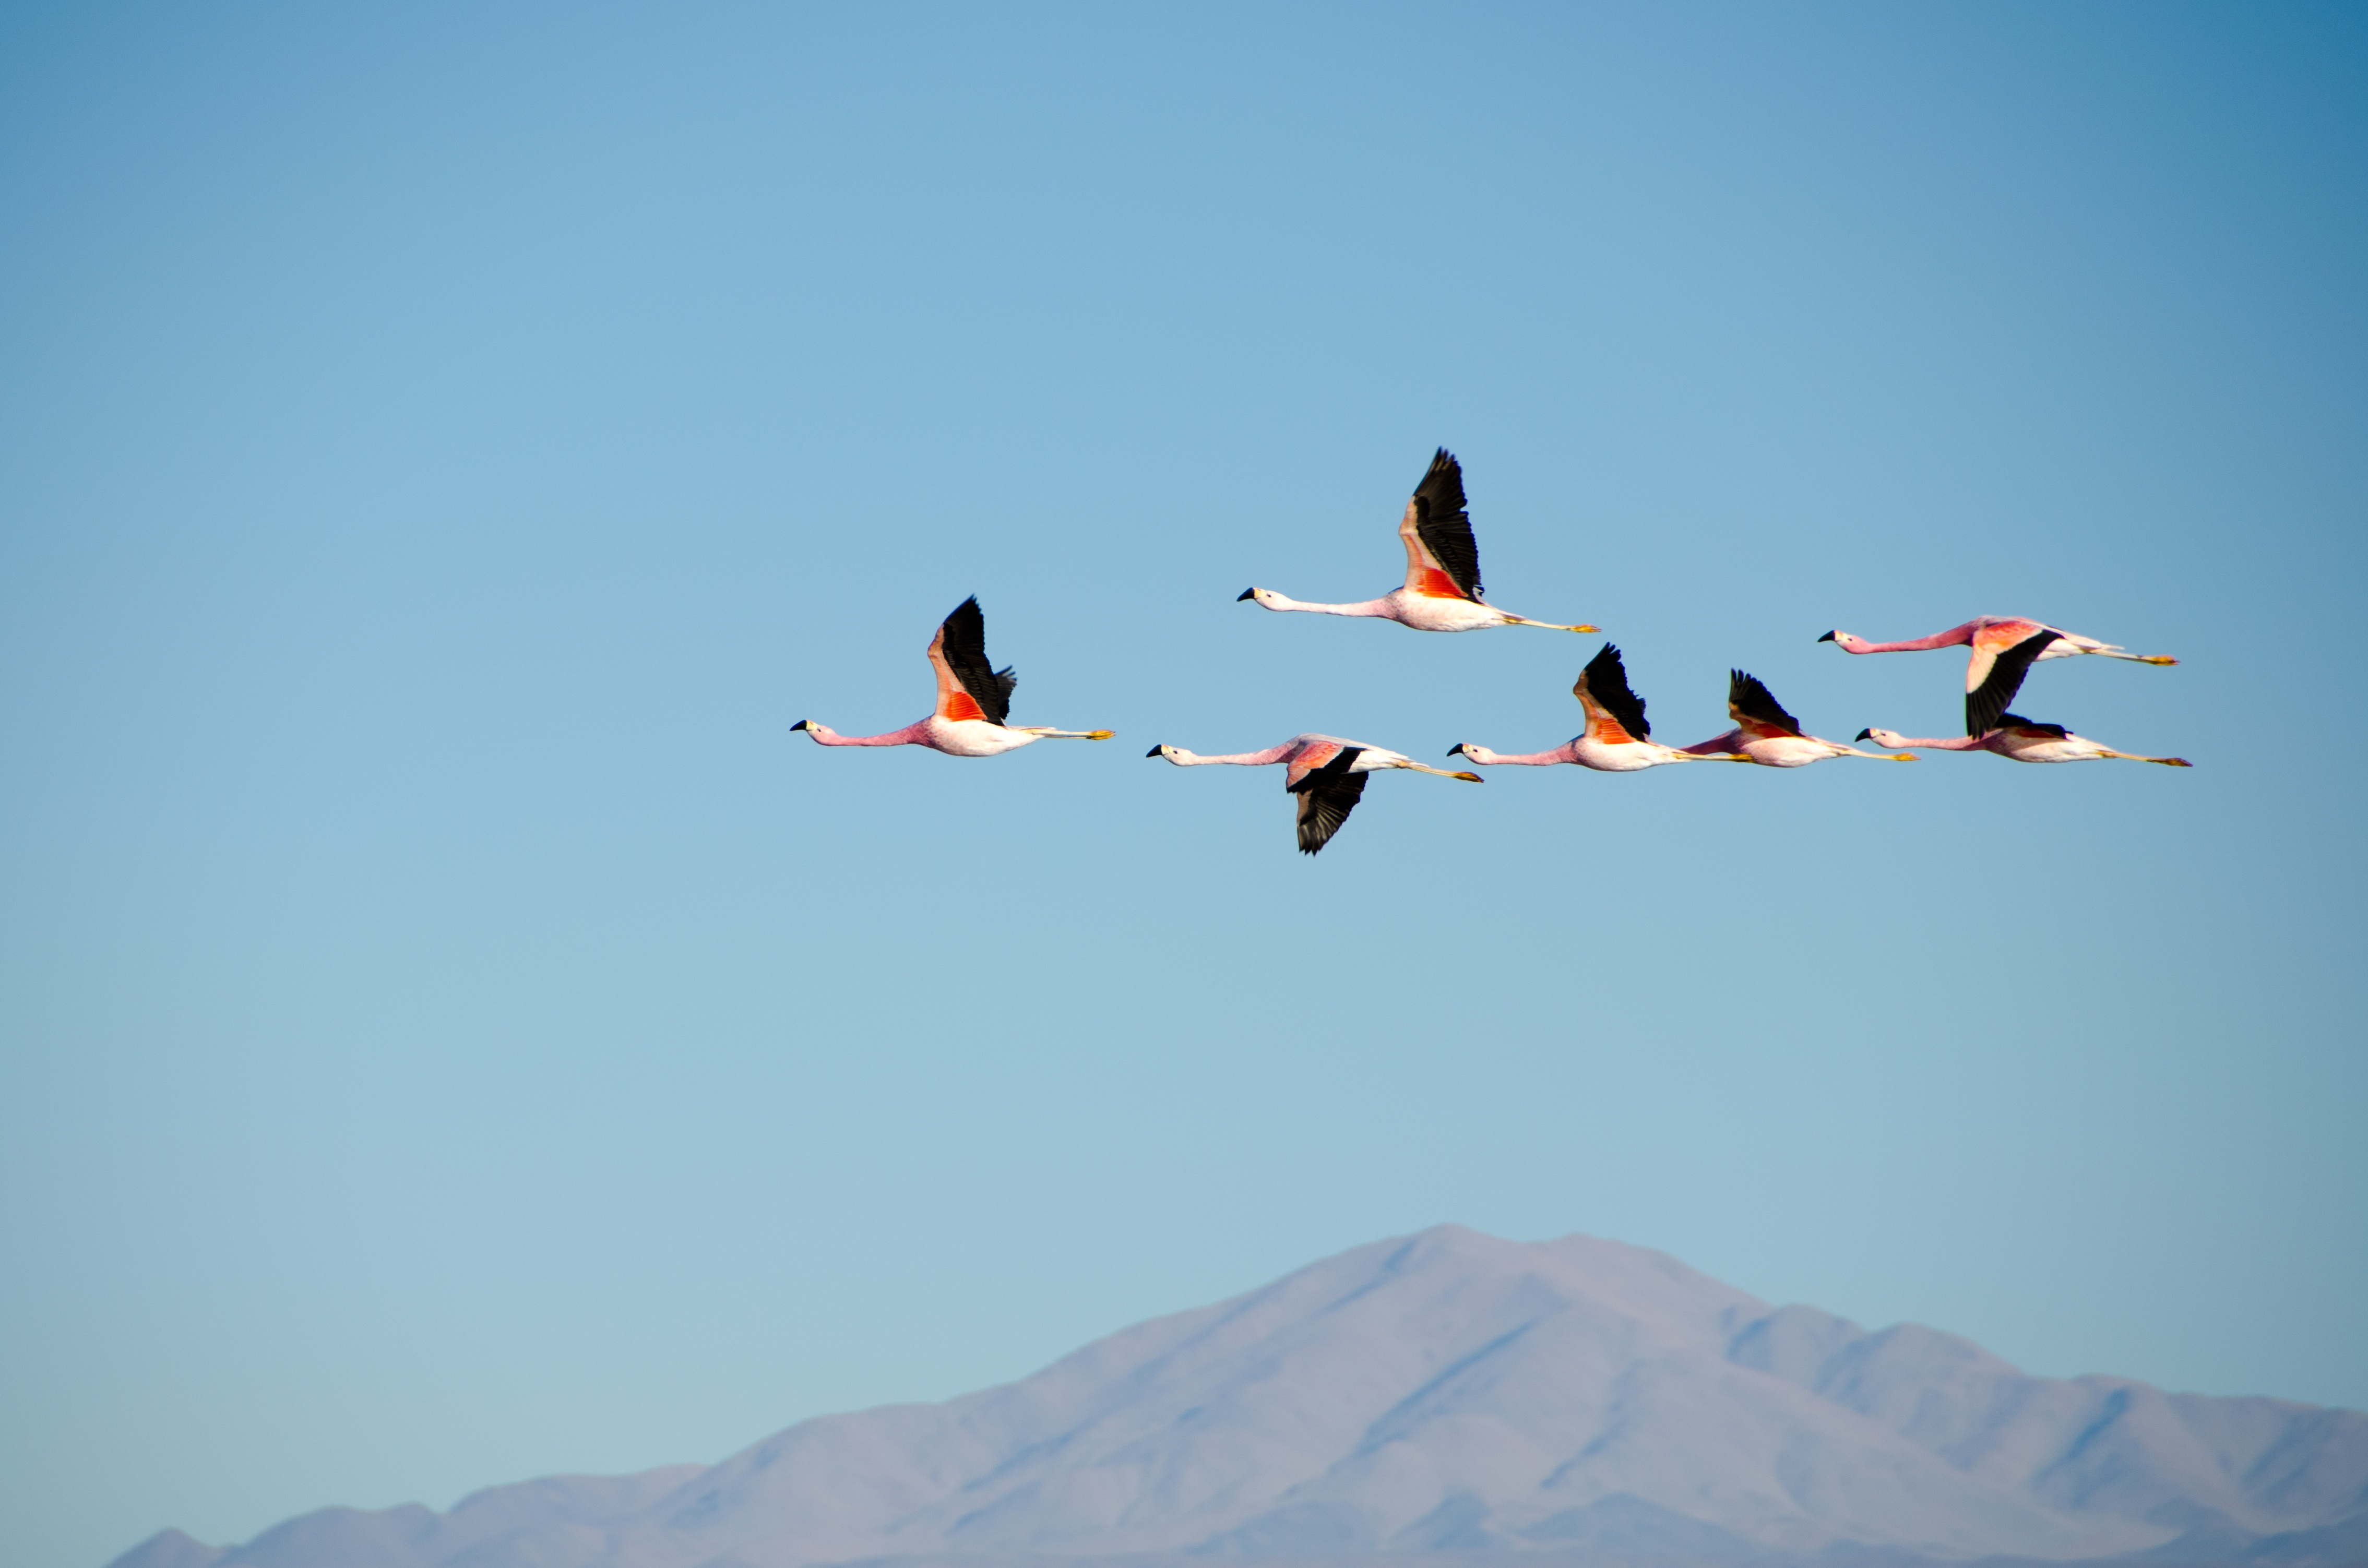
[3,5,2364,1567]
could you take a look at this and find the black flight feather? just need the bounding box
[1965,628,2057,737]
[1997,713,2070,738]
[1728,671,1802,736]
[1287,746,1366,855]
[1411,448,1483,603]
[1582,643,1651,740]
[938,595,1014,726]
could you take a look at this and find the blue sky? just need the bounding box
[2,5,2363,1566]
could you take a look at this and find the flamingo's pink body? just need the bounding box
[1147,732,1481,853]
[1858,721,2191,766]
[793,597,1111,758]
[1241,450,1597,635]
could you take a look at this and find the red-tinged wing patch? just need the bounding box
[1973,618,2046,654]
[1284,741,1341,791]
[1587,713,1638,746]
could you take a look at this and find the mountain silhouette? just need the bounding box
[108,1227,2368,1568]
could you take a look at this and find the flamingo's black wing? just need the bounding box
[1966,628,2057,737]
[1728,671,1803,738]
[939,596,1015,725]
[1410,449,1483,603]
[1580,642,1651,740]
[1288,745,1367,855]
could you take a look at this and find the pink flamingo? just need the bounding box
[1858,721,2192,767]
[1146,734,1483,854]
[1239,449,1599,633]
[1819,616,2176,733]
[1447,643,1747,771]
[1682,671,1918,766]
[792,597,1113,756]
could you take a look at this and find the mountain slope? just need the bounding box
[107,1227,2368,1568]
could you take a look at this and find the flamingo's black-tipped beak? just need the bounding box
[1145,745,1164,758]
[1236,588,1256,601]
[1446,744,1466,757]
[790,719,809,731]
[1854,728,1873,741]
[1817,630,1837,642]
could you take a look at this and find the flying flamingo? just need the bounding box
[1145,734,1483,854]
[1447,643,1748,771]
[1238,449,1599,633]
[1857,722,2192,767]
[792,596,1113,756]
[1818,616,2176,733]
[1682,671,1918,765]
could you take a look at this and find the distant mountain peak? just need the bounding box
[109,1228,2368,1568]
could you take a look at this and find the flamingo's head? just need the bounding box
[1856,726,1908,747]
[1146,743,1186,763]
[1820,629,1869,653]
[1446,742,1489,765]
[792,720,835,742]
[1238,586,1279,607]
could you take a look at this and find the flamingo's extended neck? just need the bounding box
[1163,742,1300,766]
[1260,593,1396,619]
[1869,733,1985,751]
[798,719,930,747]
[1454,741,1577,766]
[1830,621,1980,654]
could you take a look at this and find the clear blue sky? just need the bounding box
[2,5,2362,1567]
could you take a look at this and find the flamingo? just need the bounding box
[1819,616,2176,733]
[792,596,1113,756]
[1857,721,2192,767]
[1239,449,1599,633]
[1145,734,1483,854]
[1682,671,1918,765]
[1447,643,1748,771]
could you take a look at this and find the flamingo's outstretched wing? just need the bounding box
[1963,617,2053,698]
[1288,746,1369,855]
[1997,714,2071,739]
[1397,449,1483,603]
[1728,671,1804,739]
[1575,643,1651,743]
[1966,628,2058,736]
[927,596,1016,726]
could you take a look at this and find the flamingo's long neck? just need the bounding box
[807,720,931,747]
[1884,734,1986,751]
[1265,593,1396,619]
[1848,621,1979,654]
[1172,743,1299,766]
[1472,743,1578,765]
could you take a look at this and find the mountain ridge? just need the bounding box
[106,1227,2368,1568]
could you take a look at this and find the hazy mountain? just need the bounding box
[108,1227,2368,1568]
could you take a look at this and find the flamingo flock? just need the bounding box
[795,450,2189,852]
